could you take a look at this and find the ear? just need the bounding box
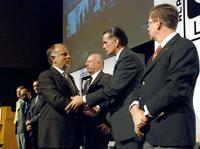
[156,19,162,30]
[50,55,56,62]
[114,38,120,47]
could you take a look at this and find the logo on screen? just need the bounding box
[183,0,200,41]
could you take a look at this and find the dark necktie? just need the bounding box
[63,72,76,94]
[152,45,162,61]
[83,77,93,95]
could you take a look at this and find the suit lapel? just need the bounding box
[50,67,79,95]
[142,34,181,79]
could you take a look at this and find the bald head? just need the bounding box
[86,54,104,75]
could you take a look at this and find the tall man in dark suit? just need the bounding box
[83,53,112,149]
[26,79,40,149]
[130,4,199,149]
[38,43,82,149]
[66,27,144,149]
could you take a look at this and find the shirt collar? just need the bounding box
[161,32,177,48]
[116,47,125,61]
[53,66,66,75]
[91,70,101,84]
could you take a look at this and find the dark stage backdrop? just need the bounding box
[0,0,63,111]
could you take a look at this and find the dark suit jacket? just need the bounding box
[83,71,112,148]
[38,66,82,148]
[135,34,199,146]
[26,95,40,137]
[86,47,144,142]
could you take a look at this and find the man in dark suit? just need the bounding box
[26,79,40,149]
[66,27,144,148]
[19,88,32,149]
[83,53,113,149]
[130,4,199,149]
[38,43,83,149]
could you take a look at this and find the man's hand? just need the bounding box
[98,123,110,136]
[65,95,84,113]
[84,105,100,117]
[26,125,31,131]
[130,104,148,129]
[25,120,30,126]
[134,124,145,138]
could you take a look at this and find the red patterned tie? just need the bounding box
[152,45,162,61]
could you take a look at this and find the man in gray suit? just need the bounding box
[17,88,32,149]
[66,27,144,149]
[14,86,25,149]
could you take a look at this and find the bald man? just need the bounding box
[83,54,112,149]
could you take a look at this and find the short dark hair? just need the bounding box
[103,27,128,46]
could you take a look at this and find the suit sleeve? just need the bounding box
[86,52,143,108]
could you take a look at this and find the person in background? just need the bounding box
[130,4,199,149]
[14,86,25,149]
[82,53,113,149]
[26,79,40,149]
[17,88,32,149]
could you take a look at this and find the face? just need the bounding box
[16,88,22,99]
[147,16,157,41]
[86,55,99,75]
[52,45,71,71]
[103,33,117,56]
[33,81,39,94]
[20,89,30,102]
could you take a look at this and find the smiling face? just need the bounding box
[52,44,71,71]
[33,81,39,94]
[102,33,117,56]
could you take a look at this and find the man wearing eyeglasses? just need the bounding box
[130,3,199,149]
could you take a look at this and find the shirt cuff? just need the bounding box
[83,95,87,103]
[129,101,139,113]
[144,105,152,117]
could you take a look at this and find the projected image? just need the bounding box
[63,0,153,72]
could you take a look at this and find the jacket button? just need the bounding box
[139,97,141,100]
[142,81,145,85]
[158,112,165,117]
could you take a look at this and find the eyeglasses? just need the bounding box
[145,20,156,27]
[145,20,162,27]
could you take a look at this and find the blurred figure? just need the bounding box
[14,86,25,149]
[17,88,32,149]
[26,79,40,149]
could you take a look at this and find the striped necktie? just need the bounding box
[83,77,93,95]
